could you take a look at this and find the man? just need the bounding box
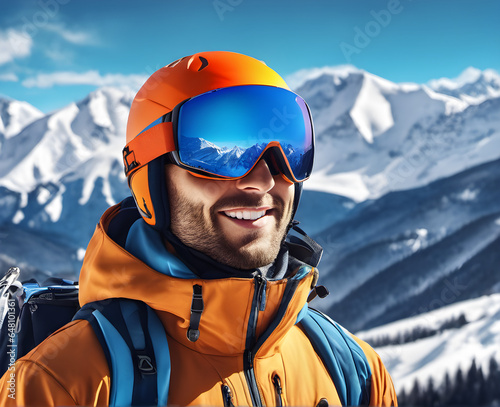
[0,51,397,406]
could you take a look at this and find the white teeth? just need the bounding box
[224,210,267,220]
[250,211,263,220]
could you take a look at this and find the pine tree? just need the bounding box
[409,378,421,406]
[398,387,407,406]
[476,366,487,405]
[424,376,439,407]
[465,359,479,405]
[456,313,467,328]
[440,371,453,406]
[487,356,500,404]
[449,367,464,406]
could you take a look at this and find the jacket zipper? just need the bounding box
[243,274,266,407]
[221,384,235,407]
[243,271,304,407]
[273,374,283,406]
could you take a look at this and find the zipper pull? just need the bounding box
[221,384,235,407]
[246,349,253,369]
[272,374,283,406]
[255,274,267,311]
[316,398,328,407]
[187,284,204,342]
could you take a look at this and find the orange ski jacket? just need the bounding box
[0,201,397,406]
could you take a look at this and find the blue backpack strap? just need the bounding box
[74,299,170,406]
[299,307,371,406]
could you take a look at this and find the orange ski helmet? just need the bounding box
[125,51,308,231]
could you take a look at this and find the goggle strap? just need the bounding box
[123,121,175,176]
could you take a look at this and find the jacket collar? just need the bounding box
[125,217,291,281]
[79,201,316,356]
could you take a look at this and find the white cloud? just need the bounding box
[43,23,95,45]
[0,29,33,65]
[22,70,148,90]
[0,73,19,82]
[44,47,72,62]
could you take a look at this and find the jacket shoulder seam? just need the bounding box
[27,319,89,359]
[18,359,78,405]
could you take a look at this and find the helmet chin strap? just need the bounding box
[291,182,303,224]
[284,181,324,268]
[145,155,171,233]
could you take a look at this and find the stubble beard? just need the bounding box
[167,184,293,270]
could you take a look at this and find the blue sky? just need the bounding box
[1,0,499,113]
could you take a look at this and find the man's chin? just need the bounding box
[208,214,290,269]
[222,239,281,270]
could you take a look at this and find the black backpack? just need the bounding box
[0,267,80,374]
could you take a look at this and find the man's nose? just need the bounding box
[235,159,275,193]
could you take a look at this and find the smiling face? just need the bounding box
[165,159,295,270]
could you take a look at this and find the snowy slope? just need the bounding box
[357,294,500,394]
[0,98,43,140]
[315,158,500,332]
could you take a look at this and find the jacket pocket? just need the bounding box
[221,384,235,407]
[272,374,283,406]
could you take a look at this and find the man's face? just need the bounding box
[166,159,295,270]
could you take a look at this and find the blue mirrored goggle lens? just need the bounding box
[176,85,313,181]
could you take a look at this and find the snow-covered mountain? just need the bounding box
[0,98,43,140]
[0,87,132,194]
[293,66,500,207]
[357,293,500,396]
[428,67,500,104]
[0,87,133,279]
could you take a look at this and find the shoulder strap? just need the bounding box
[74,299,170,406]
[300,308,371,406]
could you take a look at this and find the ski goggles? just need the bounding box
[123,85,314,183]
